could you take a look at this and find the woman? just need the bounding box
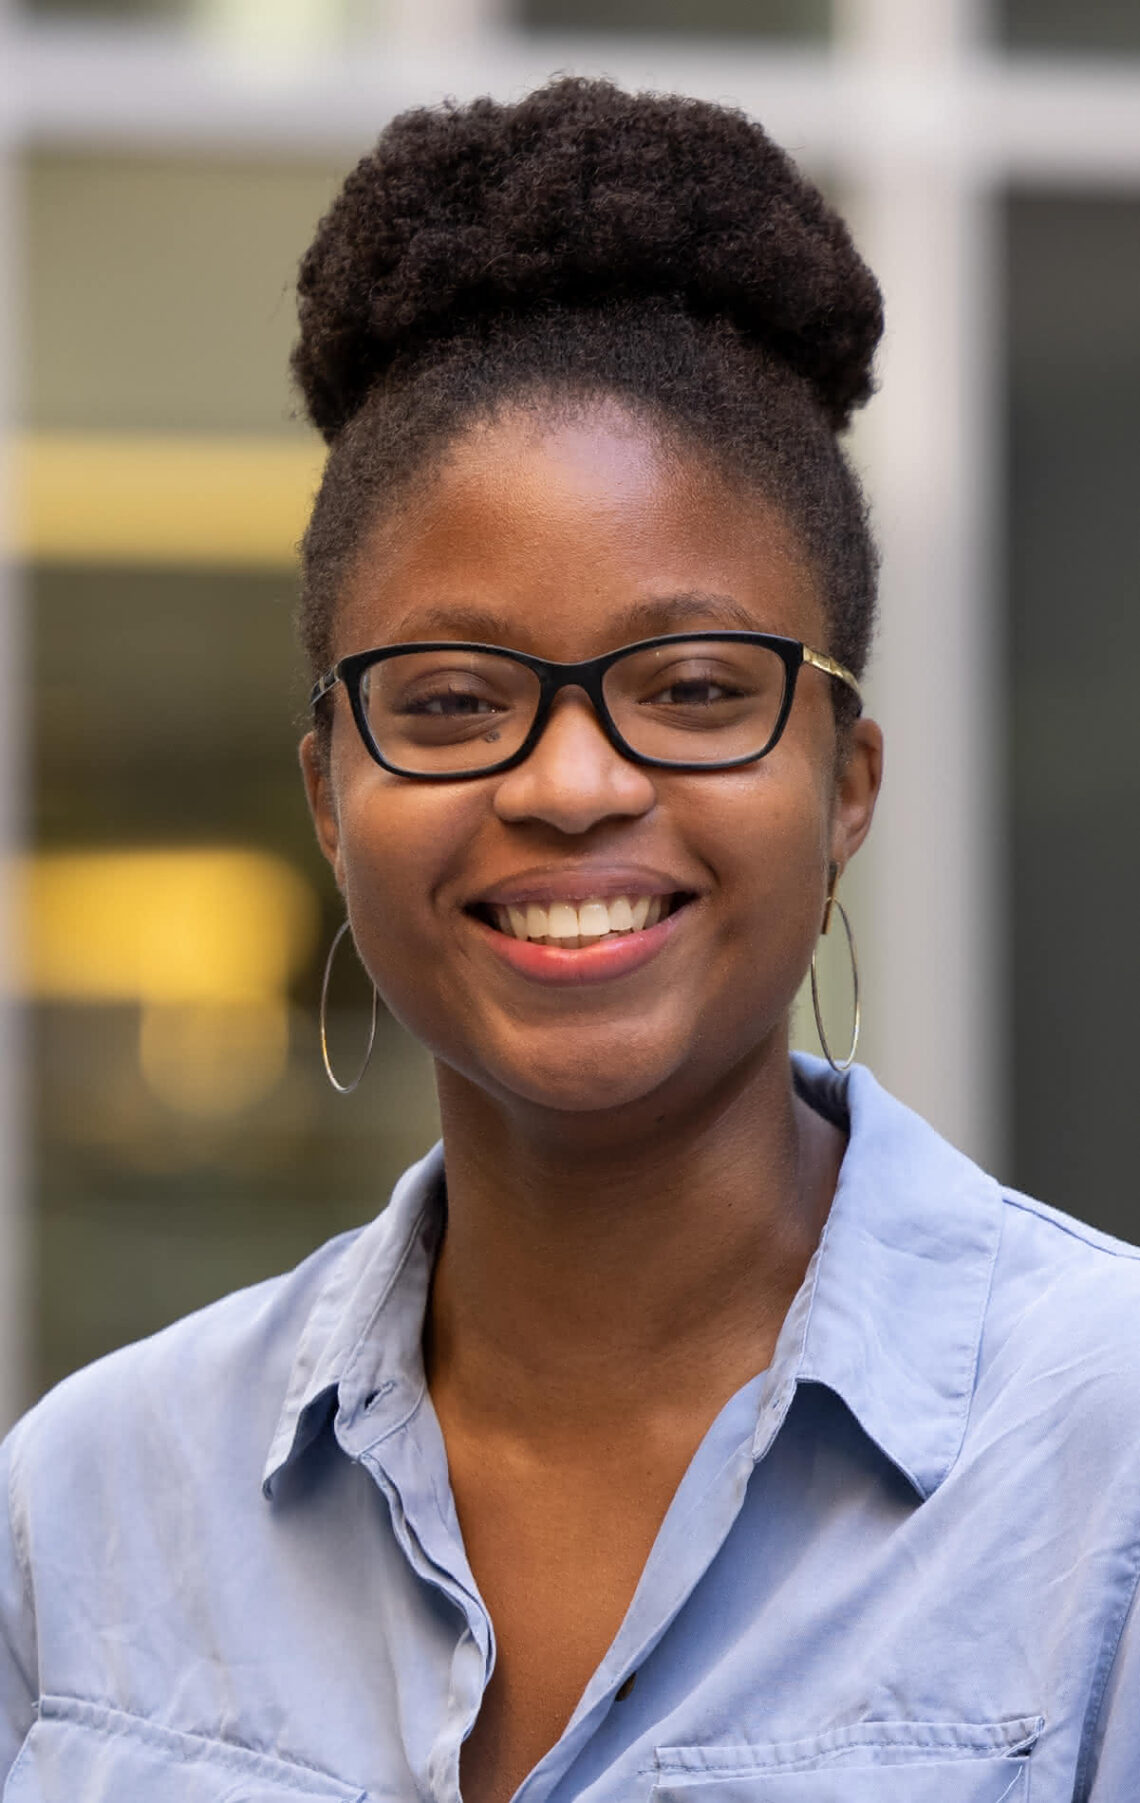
[1,77,1138,1803]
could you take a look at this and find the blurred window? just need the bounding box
[24,151,441,1400]
[518,0,829,38]
[30,564,440,1398]
[997,0,1140,52]
[27,154,345,435]
[1006,192,1140,1239]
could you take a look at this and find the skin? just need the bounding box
[302,399,882,1803]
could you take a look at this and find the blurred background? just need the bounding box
[0,0,1137,1423]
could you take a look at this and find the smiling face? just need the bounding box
[302,400,881,1125]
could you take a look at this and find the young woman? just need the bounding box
[1,77,1138,1803]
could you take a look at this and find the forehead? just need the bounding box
[335,402,826,659]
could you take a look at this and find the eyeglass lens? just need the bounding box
[359,640,791,775]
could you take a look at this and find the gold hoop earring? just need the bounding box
[319,919,378,1095]
[810,869,860,1074]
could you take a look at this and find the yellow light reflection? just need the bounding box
[139,998,290,1121]
[14,434,322,570]
[20,848,319,1118]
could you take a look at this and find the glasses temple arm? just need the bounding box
[310,669,340,709]
[802,647,862,708]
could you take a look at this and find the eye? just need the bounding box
[402,682,504,717]
[650,675,749,708]
[637,658,758,711]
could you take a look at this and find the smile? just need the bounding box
[482,893,687,949]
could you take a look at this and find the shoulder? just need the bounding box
[829,1053,1140,1387]
[993,1183,1140,1320]
[824,1056,1140,1468]
[979,1184,1140,1441]
[5,1141,444,1537]
[4,1224,364,1512]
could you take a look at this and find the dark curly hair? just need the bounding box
[293,77,883,732]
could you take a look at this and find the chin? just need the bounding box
[506,1067,666,1116]
[465,1028,689,1118]
[477,1007,789,1124]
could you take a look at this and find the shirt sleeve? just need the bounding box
[1083,1559,1140,1798]
[0,1428,38,1784]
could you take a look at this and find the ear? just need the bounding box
[828,716,883,874]
[300,731,345,893]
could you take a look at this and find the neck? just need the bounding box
[425,1044,843,1441]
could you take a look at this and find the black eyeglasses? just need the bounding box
[310,632,862,781]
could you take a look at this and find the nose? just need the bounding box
[492,689,656,835]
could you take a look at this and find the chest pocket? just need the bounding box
[650,1718,1042,1803]
[4,1697,368,1803]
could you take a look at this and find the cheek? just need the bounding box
[682,758,833,1031]
[699,758,833,934]
[333,773,475,1000]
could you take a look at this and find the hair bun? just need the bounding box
[294,77,883,442]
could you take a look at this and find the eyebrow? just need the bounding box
[386,591,766,645]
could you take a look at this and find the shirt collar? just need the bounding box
[261,1143,446,1498]
[263,1057,1002,1504]
[768,1053,1003,1499]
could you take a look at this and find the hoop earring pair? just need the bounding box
[319,919,378,1094]
[810,865,860,1073]
[320,891,857,1089]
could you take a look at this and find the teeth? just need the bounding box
[608,897,634,932]
[489,894,677,944]
[546,903,580,942]
[578,902,610,938]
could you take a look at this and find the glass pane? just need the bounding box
[26,153,348,435]
[1006,192,1140,1239]
[364,649,541,775]
[997,0,1140,53]
[605,640,788,763]
[518,0,829,39]
[30,564,440,1399]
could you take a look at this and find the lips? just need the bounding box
[464,868,698,972]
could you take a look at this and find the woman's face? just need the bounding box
[302,402,881,1121]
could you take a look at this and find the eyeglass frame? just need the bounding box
[309,631,863,781]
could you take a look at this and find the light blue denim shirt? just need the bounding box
[2,1055,1140,1802]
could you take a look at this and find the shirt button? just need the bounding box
[615,1673,637,1702]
